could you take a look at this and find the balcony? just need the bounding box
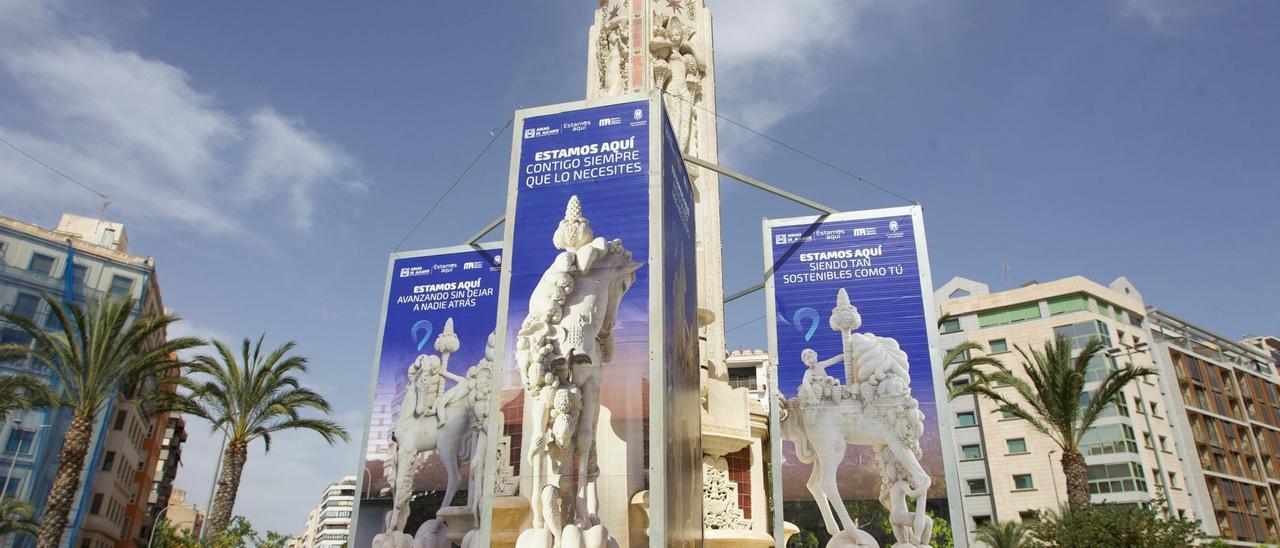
[0,262,141,313]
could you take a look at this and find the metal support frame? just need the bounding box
[458,156,839,301]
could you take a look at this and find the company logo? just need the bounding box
[399,266,432,278]
[494,255,503,266]
[887,219,905,239]
[852,227,877,237]
[633,108,644,121]
[599,116,621,127]
[775,234,788,245]
[563,120,591,132]
[523,125,560,139]
[434,263,458,274]
[463,261,484,270]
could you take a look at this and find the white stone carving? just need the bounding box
[386,320,501,541]
[778,289,933,548]
[702,455,750,531]
[515,195,639,548]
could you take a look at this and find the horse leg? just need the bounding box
[884,439,931,543]
[818,442,858,533]
[806,461,839,536]
[575,373,602,522]
[394,443,415,533]
[439,420,462,509]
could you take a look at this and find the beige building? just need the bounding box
[1149,311,1280,544]
[160,489,203,536]
[935,275,1195,543]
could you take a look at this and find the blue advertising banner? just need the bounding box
[764,207,961,547]
[480,91,701,547]
[354,243,502,545]
[658,103,702,545]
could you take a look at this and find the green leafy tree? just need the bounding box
[1029,500,1205,547]
[0,295,202,548]
[787,530,819,548]
[0,497,39,537]
[158,336,348,535]
[974,519,1032,548]
[965,335,1152,508]
[0,371,54,420]
[941,341,1004,400]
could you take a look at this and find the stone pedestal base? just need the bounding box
[436,506,474,545]
[490,495,533,548]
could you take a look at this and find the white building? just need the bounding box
[295,476,356,547]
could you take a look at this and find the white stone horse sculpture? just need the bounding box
[779,289,933,548]
[514,195,638,548]
[388,318,478,536]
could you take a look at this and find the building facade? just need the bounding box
[296,476,356,548]
[1148,310,1280,544]
[160,489,203,537]
[140,412,187,543]
[935,275,1196,543]
[0,213,178,548]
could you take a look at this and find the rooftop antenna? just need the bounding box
[1001,262,1011,289]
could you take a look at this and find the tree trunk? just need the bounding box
[35,412,94,548]
[1061,448,1091,509]
[206,440,249,536]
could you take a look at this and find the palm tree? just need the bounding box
[0,295,202,548]
[159,336,348,535]
[974,519,1031,548]
[0,496,39,537]
[941,341,1004,400]
[0,371,55,420]
[965,335,1152,508]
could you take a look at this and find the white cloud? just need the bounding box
[705,0,930,162]
[1120,0,1209,33]
[242,109,368,230]
[0,0,366,235]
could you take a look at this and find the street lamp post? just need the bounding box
[1048,449,1063,510]
[2,420,51,498]
[1106,341,1172,516]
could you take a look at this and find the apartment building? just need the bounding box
[140,413,187,543]
[160,489,203,536]
[1148,311,1280,544]
[935,275,1196,543]
[296,477,356,547]
[0,213,178,548]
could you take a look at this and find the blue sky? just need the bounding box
[1,0,1277,534]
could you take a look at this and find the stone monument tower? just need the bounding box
[587,0,727,379]
[587,2,778,546]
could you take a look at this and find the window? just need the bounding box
[988,338,1008,353]
[956,412,977,427]
[70,264,88,289]
[727,367,756,390]
[1149,402,1160,417]
[1080,424,1138,456]
[11,293,40,321]
[966,478,989,495]
[1158,436,1168,452]
[108,275,134,297]
[1018,510,1039,522]
[1012,474,1035,491]
[946,346,971,364]
[1000,409,1019,420]
[1054,320,1112,349]
[1047,294,1088,315]
[90,493,103,514]
[973,515,992,527]
[978,302,1041,328]
[0,328,32,349]
[961,444,983,460]
[1087,462,1148,494]
[1007,438,1028,454]
[113,410,126,430]
[27,253,55,275]
[5,429,35,455]
[1143,432,1153,449]
[940,318,961,334]
[0,475,19,497]
[1168,472,1179,489]
[101,451,115,472]
[949,289,971,299]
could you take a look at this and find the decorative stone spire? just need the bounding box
[829,288,862,332]
[434,317,460,354]
[553,195,595,251]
